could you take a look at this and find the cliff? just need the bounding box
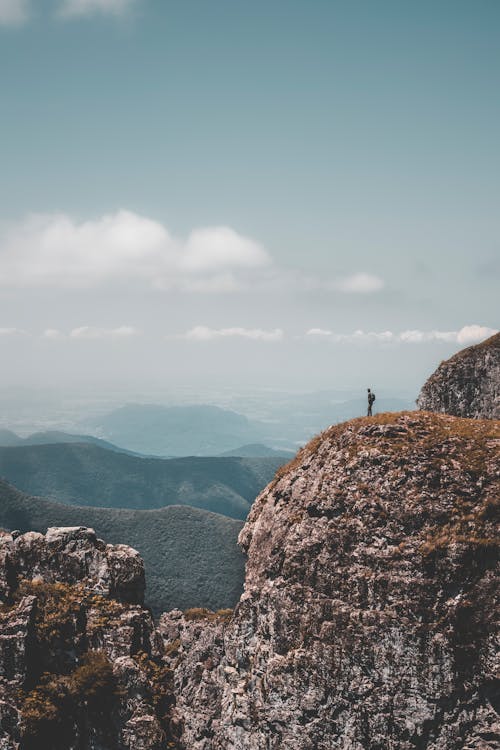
[0,527,181,750]
[167,412,499,749]
[417,331,500,419]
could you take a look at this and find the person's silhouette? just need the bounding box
[367,388,376,416]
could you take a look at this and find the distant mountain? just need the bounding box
[0,479,244,616]
[0,428,21,446]
[219,443,295,458]
[83,403,266,456]
[0,428,137,454]
[0,443,284,519]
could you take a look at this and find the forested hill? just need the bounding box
[0,442,284,519]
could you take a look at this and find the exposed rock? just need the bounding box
[0,528,177,750]
[0,526,146,605]
[417,332,500,418]
[169,412,499,749]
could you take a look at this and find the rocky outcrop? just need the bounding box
[417,331,500,418]
[169,412,499,749]
[0,527,179,750]
[0,526,145,605]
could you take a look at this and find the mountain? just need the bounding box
[0,442,284,519]
[418,330,500,418]
[218,443,295,458]
[0,478,244,616]
[0,428,21,446]
[84,403,265,456]
[0,428,137,454]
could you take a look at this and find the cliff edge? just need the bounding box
[417,331,500,419]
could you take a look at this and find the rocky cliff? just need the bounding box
[417,332,500,419]
[0,527,181,750]
[166,411,499,749]
[0,412,499,749]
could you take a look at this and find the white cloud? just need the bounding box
[0,211,273,293]
[0,0,30,25]
[306,325,497,345]
[180,326,284,342]
[0,326,25,336]
[334,273,384,294]
[306,328,333,337]
[57,0,138,18]
[70,325,138,339]
[42,328,65,340]
[181,227,269,273]
[456,325,497,344]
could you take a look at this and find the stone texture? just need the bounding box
[0,527,177,750]
[169,412,500,750]
[417,332,500,419]
[0,525,146,605]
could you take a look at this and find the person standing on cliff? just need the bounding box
[367,388,376,416]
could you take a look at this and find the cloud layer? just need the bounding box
[306,325,498,345]
[180,326,284,342]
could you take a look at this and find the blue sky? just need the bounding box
[0,0,498,393]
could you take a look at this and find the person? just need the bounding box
[367,388,376,416]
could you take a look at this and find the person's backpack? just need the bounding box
[370,392,376,404]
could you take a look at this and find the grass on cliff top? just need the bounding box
[271,411,500,487]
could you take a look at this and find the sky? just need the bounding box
[0,0,498,398]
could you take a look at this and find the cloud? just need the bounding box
[69,325,138,339]
[0,211,271,292]
[42,328,65,340]
[455,325,497,345]
[306,328,333,337]
[0,326,26,336]
[180,326,284,342]
[57,0,138,18]
[334,273,384,294]
[0,210,385,296]
[0,211,273,293]
[0,0,30,26]
[306,325,497,345]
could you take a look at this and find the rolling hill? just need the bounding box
[0,478,245,616]
[0,442,284,519]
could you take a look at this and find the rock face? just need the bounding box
[417,332,500,419]
[0,527,179,750]
[169,412,499,749]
